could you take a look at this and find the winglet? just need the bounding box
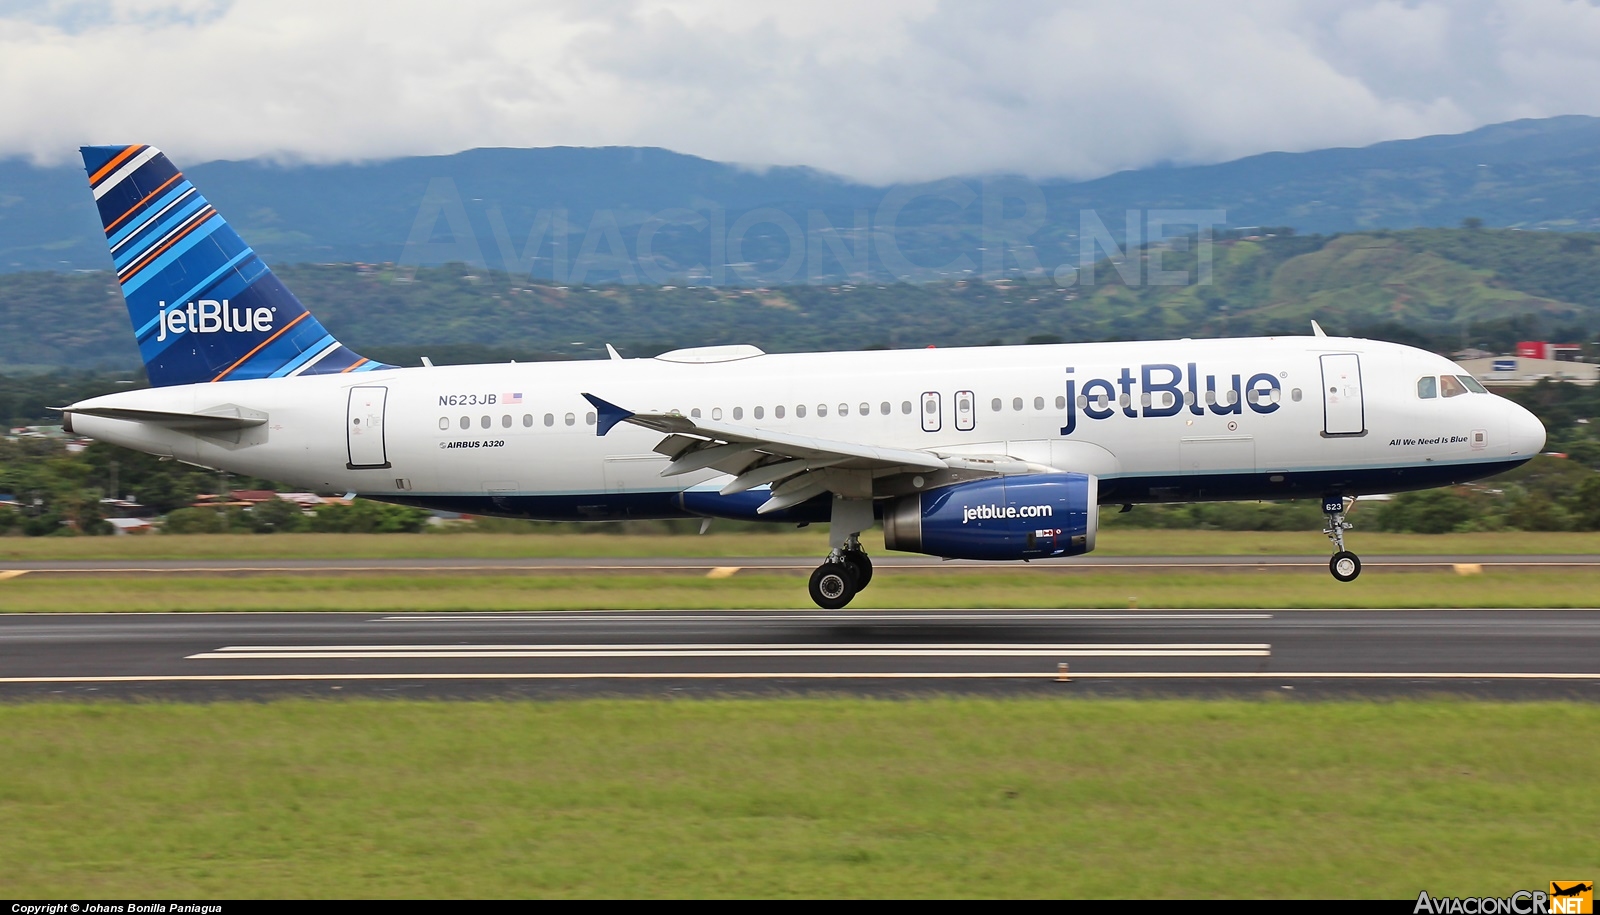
[582,393,633,436]
[1311,320,1327,337]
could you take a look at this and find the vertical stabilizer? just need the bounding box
[81,145,388,386]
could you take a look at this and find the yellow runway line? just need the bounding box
[0,570,28,581]
[706,566,741,579]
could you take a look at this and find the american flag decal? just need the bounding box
[503,392,523,404]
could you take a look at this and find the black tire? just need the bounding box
[809,562,857,609]
[1330,551,1361,582]
[842,550,873,591]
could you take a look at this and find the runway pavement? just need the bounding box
[1,554,1598,576]
[2,608,1597,700]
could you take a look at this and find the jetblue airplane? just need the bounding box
[61,145,1546,607]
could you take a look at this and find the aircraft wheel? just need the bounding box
[809,562,857,609]
[1330,551,1361,582]
[842,550,873,591]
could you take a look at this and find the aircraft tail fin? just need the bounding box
[80,145,388,386]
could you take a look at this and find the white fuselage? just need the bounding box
[66,335,1546,521]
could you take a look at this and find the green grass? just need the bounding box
[1,529,1598,562]
[2,568,1599,611]
[0,699,1593,898]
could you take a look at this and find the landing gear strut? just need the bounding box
[1323,496,1361,582]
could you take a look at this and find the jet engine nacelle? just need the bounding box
[882,473,1098,561]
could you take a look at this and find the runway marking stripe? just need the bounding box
[0,570,26,581]
[381,613,1278,622]
[210,643,1273,651]
[3,672,1600,684]
[189,650,1272,660]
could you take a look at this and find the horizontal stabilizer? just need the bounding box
[63,403,268,431]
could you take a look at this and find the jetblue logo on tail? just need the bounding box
[155,300,276,342]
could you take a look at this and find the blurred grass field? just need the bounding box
[2,567,1599,611]
[1,528,1598,561]
[0,699,1592,898]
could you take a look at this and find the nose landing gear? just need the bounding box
[1323,496,1361,582]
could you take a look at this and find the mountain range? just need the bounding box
[5,116,1600,280]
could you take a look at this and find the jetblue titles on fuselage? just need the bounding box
[1060,362,1281,435]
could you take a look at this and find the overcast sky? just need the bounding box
[3,0,1599,183]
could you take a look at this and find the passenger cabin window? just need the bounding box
[1439,375,1468,398]
[1417,377,1437,399]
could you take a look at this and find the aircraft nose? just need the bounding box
[1506,400,1546,458]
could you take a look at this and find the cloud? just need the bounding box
[0,0,1597,182]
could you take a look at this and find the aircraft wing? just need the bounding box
[583,393,956,513]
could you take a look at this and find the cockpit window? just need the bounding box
[1417,376,1437,399]
[1458,375,1488,394]
[1439,374,1468,398]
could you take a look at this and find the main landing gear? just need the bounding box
[809,495,876,609]
[1323,496,1361,582]
[808,534,873,609]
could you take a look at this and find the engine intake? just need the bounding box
[882,473,1098,561]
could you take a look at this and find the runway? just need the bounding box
[2,609,1597,700]
[2,554,1598,577]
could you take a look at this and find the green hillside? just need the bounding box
[1,227,1597,375]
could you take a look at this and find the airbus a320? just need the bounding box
[62,146,1547,607]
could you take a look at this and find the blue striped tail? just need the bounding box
[81,145,389,386]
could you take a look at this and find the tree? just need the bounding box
[1570,475,1600,531]
[248,498,306,533]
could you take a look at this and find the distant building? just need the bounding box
[1458,355,1599,386]
[1515,341,1583,361]
[228,490,279,504]
[98,498,153,518]
[105,517,154,535]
